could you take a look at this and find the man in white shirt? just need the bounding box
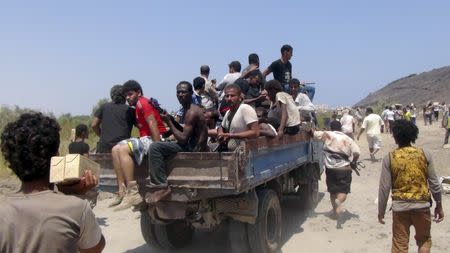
[265,80,301,137]
[340,109,355,139]
[313,121,360,221]
[200,65,218,105]
[357,107,384,161]
[216,61,241,91]
[217,84,260,151]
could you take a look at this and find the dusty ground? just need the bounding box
[1,119,449,253]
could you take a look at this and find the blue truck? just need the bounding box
[92,131,324,253]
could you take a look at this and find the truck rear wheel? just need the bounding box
[154,220,194,250]
[140,210,162,250]
[298,179,319,210]
[140,210,193,250]
[248,189,282,253]
[228,219,252,253]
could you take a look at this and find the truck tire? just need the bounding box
[140,210,162,250]
[228,219,252,253]
[298,179,319,210]
[247,189,282,253]
[154,220,194,250]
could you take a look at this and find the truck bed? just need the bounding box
[90,131,323,201]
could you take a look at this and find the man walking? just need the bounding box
[357,107,384,161]
[378,119,444,253]
[340,109,356,139]
[313,121,360,220]
[442,105,450,146]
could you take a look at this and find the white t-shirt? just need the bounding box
[294,93,315,111]
[276,92,300,127]
[222,104,258,150]
[362,113,384,135]
[313,130,360,169]
[216,73,241,91]
[385,110,395,121]
[340,114,354,134]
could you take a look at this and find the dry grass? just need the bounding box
[0,106,100,178]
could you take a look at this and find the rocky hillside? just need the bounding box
[354,66,450,107]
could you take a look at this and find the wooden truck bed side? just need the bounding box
[90,132,322,202]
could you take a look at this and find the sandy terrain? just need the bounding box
[1,119,449,253]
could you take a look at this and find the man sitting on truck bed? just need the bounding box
[112,80,167,211]
[218,83,260,151]
[265,79,301,137]
[148,81,209,188]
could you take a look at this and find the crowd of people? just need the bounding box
[0,44,446,253]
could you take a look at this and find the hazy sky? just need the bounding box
[1,1,450,115]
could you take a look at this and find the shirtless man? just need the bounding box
[148,81,209,186]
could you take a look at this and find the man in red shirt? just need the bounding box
[111,80,166,211]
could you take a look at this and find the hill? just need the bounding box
[354,66,450,107]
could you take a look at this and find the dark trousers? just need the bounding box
[434,111,439,121]
[148,142,184,185]
[445,128,450,145]
[284,124,300,135]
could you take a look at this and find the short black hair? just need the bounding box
[177,81,193,93]
[228,61,241,72]
[248,53,259,65]
[1,112,60,182]
[330,120,342,131]
[122,80,143,95]
[200,65,210,76]
[290,78,301,86]
[193,77,206,90]
[366,107,374,114]
[75,124,88,138]
[110,84,126,104]
[281,44,293,54]
[392,119,418,146]
[234,78,249,94]
[225,83,242,94]
[264,79,283,92]
[247,69,261,78]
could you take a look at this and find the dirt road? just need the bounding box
[1,120,449,252]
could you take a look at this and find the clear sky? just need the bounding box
[1,1,450,115]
